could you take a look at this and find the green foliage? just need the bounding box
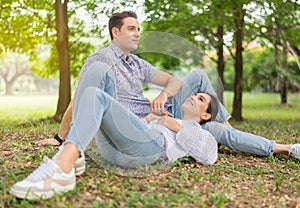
[140,0,300,94]
[224,47,300,92]
[0,0,53,57]
[1,0,96,80]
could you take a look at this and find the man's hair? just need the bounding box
[201,93,219,124]
[108,11,137,40]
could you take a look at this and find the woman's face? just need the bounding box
[182,93,211,121]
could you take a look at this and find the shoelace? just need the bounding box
[27,157,57,181]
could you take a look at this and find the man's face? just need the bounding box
[182,93,211,121]
[112,17,140,54]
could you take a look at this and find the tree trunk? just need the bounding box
[216,24,225,104]
[274,30,289,106]
[54,0,71,121]
[4,79,15,95]
[232,2,244,121]
[280,79,288,105]
[3,73,29,95]
[280,45,289,105]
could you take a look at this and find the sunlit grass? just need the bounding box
[1,92,300,127]
[224,92,300,120]
[0,95,57,127]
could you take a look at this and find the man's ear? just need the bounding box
[111,27,119,39]
[200,113,212,122]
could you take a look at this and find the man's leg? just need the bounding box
[67,87,165,164]
[10,87,165,200]
[73,61,117,116]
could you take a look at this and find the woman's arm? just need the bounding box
[174,122,218,165]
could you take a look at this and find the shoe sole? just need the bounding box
[10,183,76,200]
[75,164,86,176]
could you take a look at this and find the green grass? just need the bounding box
[0,92,300,207]
[224,92,300,121]
[0,95,57,127]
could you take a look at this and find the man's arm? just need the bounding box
[36,78,82,146]
[35,102,73,146]
[149,70,182,114]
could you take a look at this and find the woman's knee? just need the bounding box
[192,69,209,80]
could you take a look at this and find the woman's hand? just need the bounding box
[157,116,183,133]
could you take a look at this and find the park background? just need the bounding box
[0,0,300,207]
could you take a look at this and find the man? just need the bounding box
[36,11,299,172]
[37,11,182,146]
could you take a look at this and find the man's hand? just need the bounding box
[35,138,61,147]
[150,90,169,115]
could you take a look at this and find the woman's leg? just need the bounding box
[202,121,276,156]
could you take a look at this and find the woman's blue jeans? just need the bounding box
[171,70,276,156]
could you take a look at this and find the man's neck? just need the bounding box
[112,41,130,57]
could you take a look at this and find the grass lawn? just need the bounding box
[0,92,299,207]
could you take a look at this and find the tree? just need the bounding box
[231,0,245,121]
[141,0,249,120]
[1,0,95,121]
[54,0,71,121]
[254,0,300,105]
[0,0,48,56]
[0,52,32,95]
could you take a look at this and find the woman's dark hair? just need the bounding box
[108,11,137,40]
[201,93,219,124]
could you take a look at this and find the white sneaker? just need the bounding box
[53,145,86,176]
[10,157,75,200]
[74,155,85,176]
[289,144,300,160]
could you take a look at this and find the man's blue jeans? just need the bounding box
[66,62,165,168]
[66,62,276,168]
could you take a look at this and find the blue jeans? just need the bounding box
[169,70,276,156]
[66,63,276,168]
[66,62,165,168]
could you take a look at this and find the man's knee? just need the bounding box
[85,61,111,78]
[82,86,98,97]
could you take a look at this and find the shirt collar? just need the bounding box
[109,43,133,63]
